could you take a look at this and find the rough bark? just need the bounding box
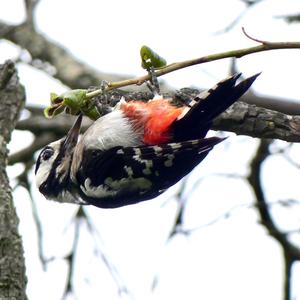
[213,101,300,142]
[0,61,27,300]
[17,90,300,142]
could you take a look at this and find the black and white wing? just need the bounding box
[74,136,224,208]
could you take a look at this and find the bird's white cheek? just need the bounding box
[35,163,52,188]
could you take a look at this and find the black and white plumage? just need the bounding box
[35,73,259,208]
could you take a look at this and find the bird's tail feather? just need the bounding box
[172,73,260,141]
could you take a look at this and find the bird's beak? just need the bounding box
[61,114,83,153]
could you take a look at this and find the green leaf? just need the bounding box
[140,45,167,70]
[44,89,101,120]
[61,89,87,110]
[81,106,100,120]
[44,104,64,118]
[50,92,62,104]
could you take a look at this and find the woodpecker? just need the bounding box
[35,73,259,208]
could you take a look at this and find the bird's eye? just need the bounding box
[42,148,54,161]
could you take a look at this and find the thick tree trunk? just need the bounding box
[0,61,27,300]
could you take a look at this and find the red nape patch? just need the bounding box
[122,99,185,144]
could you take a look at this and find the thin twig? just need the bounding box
[241,27,270,44]
[84,210,135,299]
[214,0,264,34]
[12,160,48,269]
[61,207,84,300]
[24,0,40,27]
[86,38,300,98]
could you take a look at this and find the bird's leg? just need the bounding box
[91,80,113,116]
[146,66,161,98]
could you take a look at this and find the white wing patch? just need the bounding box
[132,154,153,175]
[81,176,152,199]
[54,190,86,205]
[81,178,117,198]
[124,166,134,176]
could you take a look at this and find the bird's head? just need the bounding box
[35,114,83,200]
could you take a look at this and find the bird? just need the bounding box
[35,73,259,208]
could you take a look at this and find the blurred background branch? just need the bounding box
[248,139,300,300]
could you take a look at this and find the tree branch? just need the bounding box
[248,139,300,300]
[86,39,300,94]
[2,16,300,102]
[0,60,27,300]
[213,101,300,142]
[24,0,40,27]
[10,93,300,167]
[0,22,128,89]
[17,90,300,143]
[2,18,300,115]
